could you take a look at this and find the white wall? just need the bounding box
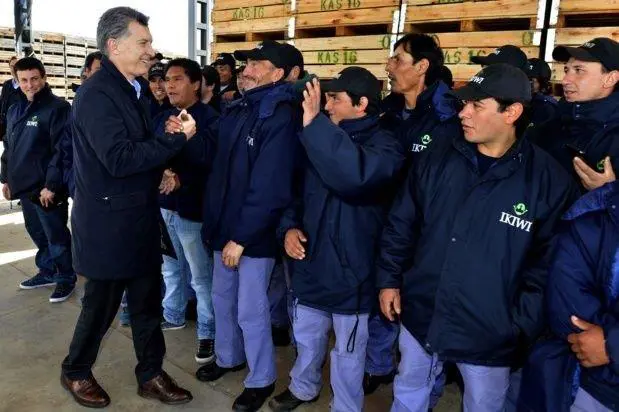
[0,0,189,55]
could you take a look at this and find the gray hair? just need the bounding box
[97,7,149,56]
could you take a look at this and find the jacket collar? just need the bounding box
[100,55,142,102]
[337,115,380,143]
[558,91,619,127]
[453,134,530,181]
[382,81,457,122]
[563,181,619,221]
[15,84,53,122]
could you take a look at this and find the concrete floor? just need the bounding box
[0,199,462,412]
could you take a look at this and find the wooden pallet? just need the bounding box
[212,0,292,42]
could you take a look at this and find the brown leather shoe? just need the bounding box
[61,373,111,408]
[138,371,193,405]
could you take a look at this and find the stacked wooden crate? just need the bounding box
[210,0,293,59]
[292,0,401,83]
[547,0,619,88]
[403,0,545,83]
[64,36,98,100]
[37,32,68,98]
[0,28,16,84]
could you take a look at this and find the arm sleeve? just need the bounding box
[300,114,405,198]
[231,105,299,247]
[512,183,580,341]
[376,168,421,289]
[76,89,187,178]
[45,103,70,192]
[0,105,13,184]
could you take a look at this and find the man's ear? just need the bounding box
[603,70,618,90]
[504,102,524,126]
[356,96,369,115]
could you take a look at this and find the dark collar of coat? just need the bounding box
[382,80,457,122]
[337,114,380,141]
[100,55,143,102]
[558,91,619,127]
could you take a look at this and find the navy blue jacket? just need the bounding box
[0,78,25,140]
[202,82,300,257]
[71,56,187,280]
[530,92,619,191]
[519,182,619,411]
[280,114,405,314]
[156,101,219,222]
[0,85,68,200]
[58,122,75,197]
[380,81,460,164]
[376,135,577,366]
[529,92,558,127]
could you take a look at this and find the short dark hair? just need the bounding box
[97,7,149,56]
[496,98,531,138]
[533,76,552,95]
[347,92,379,116]
[166,58,203,98]
[84,51,103,71]
[14,57,46,78]
[394,33,444,87]
[202,65,221,95]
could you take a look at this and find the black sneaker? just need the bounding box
[49,283,75,303]
[272,325,291,347]
[196,362,246,382]
[195,339,215,364]
[19,273,55,290]
[232,383,275,412]
[363,371,396,395]
[161,320,186,331]
[268,389,318,412]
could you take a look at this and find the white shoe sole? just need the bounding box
[19,281,56,290]
[161,324,186,331]
[49,288,75,303]
[195,354,215,364]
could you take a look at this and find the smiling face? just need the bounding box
[242,59,284,91]
[324,91,367,125]
[17,68,46,101]
[149,75,166,103]
[561,58,618,102]
[107,21,155,79]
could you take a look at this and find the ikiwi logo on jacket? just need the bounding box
[411,134,432,153]
[26,115,39,127]
[499,202,533,232]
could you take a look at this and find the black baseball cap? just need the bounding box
[322,66,381,103]
[212,53,236,69]
[471,45,528,71]
[154,52,164,61]
[525,58,552,80]
[281,43,304,72]
[234,40,290,73]
[148,62,165,80]
[553,37,619,71]
[447,63,532,103]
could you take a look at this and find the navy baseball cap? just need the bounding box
[234,40,290,73]
[322,66,381,104]
[471,45,528,71]
[553,37,619,71]
[148,62,165,80]
[448,63,532,103]
[212,53,236,69]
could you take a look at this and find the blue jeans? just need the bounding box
[161,209,214,340]
[20,196,75,285]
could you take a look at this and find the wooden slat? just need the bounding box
[555,27,619,45]
[405,0,539,23]
[214,0,290,11]
[66,67,81,77]
[39,32,64,43]
[442,46,538,64]
[213,41,261,55]
[65,45,87,56]
[41,43,65,54]
[407,0,494,4]
[213,17,289,34]
[295,7,395,28]
[0,38,14,48]
[296,0,400,13]
[294,34,391,50]
[66,56,85,67]
[307,63,386,78]
[447,64,484,80]
[303,48,389,64]
[46,66,65,76]
[41,54,65,65]
[432,30,541,47]
[559,0,619,13]
[46,77,66,87]
[212,4,290,22]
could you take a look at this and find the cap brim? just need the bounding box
[447,84,491,101]
[233,49,265,62]
[552,46,598,63]
[321,79,346,93]
[470,55,495,65]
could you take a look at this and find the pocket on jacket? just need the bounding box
[106,191,148,211]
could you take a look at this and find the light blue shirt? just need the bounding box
[12,79,18,89]
[129,79,141,99]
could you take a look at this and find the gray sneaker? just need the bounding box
[161,320,186,331]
